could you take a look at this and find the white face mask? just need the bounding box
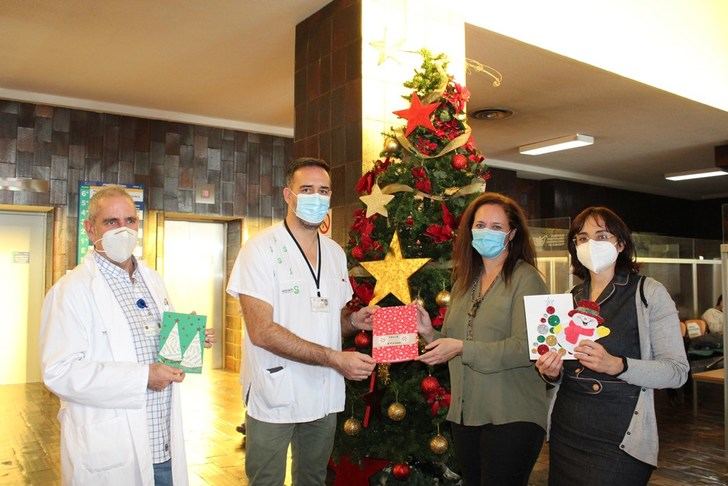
[576,239,618,274]
[96,227,138,263]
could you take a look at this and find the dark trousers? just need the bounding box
[450,421,545,486]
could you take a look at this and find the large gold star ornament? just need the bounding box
[359,183,395,218]
[360,232,430,305]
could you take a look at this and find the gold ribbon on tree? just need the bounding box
[380,180,485,202]
[394,124,472,160]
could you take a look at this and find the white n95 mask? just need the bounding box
[576,239,618,274]
[97,227,138,263]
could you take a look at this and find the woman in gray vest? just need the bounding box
[536,207,688,485]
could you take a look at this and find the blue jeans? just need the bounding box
[153,459,172,486]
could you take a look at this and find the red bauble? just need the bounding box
[451,153,468,170]
[351,246,365,260]
[354,330,371,348]
[420,375,440,395]
[440,392,451,407]
[391,463,411,480]
[430,400,441,416]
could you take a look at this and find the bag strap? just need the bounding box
[639,275,648,308]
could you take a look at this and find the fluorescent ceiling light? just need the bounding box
[519,134,594,155]
[664,168,728,181]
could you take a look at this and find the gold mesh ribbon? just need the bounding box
[394,125,471,160]
[381,180,485,202]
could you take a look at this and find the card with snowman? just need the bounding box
[524,294,611,360]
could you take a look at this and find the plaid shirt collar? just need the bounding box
[93,251,139,282]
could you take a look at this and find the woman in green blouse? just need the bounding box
[417,192,551,486]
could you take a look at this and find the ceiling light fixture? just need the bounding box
[471,108,514,120]
[519,134,594,156]
[664,168,728,181]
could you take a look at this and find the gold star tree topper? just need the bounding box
[359,183,395,218]
[360,232,430,305]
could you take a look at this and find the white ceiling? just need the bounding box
[1,1,726,199]
[465,26,728,199]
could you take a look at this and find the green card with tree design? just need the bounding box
[157,311,207,373]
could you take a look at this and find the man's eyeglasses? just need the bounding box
[573,232,616,246]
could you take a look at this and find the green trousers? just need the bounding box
[245,413,337,486]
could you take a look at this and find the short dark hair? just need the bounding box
[285,157,330,186]
[567,206,640,280]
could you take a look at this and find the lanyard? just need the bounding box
[283,220,322,297]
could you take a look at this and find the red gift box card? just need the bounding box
[372,305,418,363]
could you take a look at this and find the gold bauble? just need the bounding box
[429,434,449,454]
[377,363,391,385]
[412,296,425,308]
[383,137,400,153]
[343,417,362,436]
[435,290,451,307]
[387,402,406,421]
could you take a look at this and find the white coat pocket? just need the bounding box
[253,366,293,409]
[79,414,134,472]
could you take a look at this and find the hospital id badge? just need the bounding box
[144,320,161,337]
[310,296,330,313]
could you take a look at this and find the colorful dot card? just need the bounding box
[524,294,577,360]
[372,305,418,363]
[158,311,207,373]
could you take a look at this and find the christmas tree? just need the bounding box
[333,50,490,484]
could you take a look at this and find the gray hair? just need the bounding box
[87,186,135,223]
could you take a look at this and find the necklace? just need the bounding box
[465,273,499,341]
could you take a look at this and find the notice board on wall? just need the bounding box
[77,182,145,264]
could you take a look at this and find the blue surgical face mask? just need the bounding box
[294,193,330,224]
[471,228,510,259]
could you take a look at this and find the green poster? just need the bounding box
[158,311,207,374]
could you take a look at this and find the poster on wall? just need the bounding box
[77,182,145,264]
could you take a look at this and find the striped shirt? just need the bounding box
[94,253,171,463]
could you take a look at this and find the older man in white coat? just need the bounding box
[40,186,208,485]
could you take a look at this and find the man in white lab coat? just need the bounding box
[40,186,207,485]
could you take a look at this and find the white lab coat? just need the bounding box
[40,252,188,486]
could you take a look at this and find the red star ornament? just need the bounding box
[393,93,439,136]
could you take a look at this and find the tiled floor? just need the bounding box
[1,369,726,485]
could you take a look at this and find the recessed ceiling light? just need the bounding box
[471,108,514,120]
[519,134,594,156]
[664,168,728,181]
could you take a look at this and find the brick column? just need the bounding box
[294,0,465,245]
